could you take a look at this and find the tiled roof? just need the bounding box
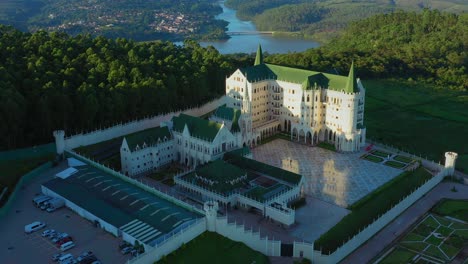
[125,126,171,151]
[172,113,223,142]
[240,63,358,93]
[196,159,246,182]
[213,105,241,132]
[224,152,302,185]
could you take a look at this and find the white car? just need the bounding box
[25,221,46,234]
[42,229,55,237]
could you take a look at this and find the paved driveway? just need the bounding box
[252,139,401,207]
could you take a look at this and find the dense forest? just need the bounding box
[0,26,235,150]
[266,10,467,90]
[226,0,468,41]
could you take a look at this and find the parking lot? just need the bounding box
[0,163,131,264]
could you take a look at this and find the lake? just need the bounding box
[196,2,320,54]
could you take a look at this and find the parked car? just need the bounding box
[25,221,46,233]
[46,198,65,212]
[42,229,55,237]
[76,251,93,262]
[60,241,76,252]
[52,253,64,261]
[56,237,73,246]
[121,246,132,254]
[52,233,69,242]
[79,255,97,264]
[119,241,131,250]
[57,253,73,263]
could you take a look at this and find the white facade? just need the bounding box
[172,123,237,167]
[225,52,366,152]
[121,137,176,176]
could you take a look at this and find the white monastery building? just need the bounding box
[225,45,366,152]
[121,45,367,176]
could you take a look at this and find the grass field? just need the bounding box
[0,154,54,207]
[363,154,384,163]
[363,79,468,172]
[433,199,468,222]
[315,167,432,253]
[156,232,269,264]
[394,155,414,163]
[379,247,416,264]
[371,150,391,158]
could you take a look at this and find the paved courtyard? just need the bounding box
[252,139,402,207]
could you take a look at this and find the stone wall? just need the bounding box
[62,96,226,150]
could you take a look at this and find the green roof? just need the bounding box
[240,63,359,93]
[172,113,223,142]
[183,160,248,194]
[213,105,241,132]
[254,44,263,66]
[224,152,302,185]
[196,159,246,181]
[125,126,171,151]
[43,164,202,245]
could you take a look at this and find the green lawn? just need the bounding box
[379,247,416,264]
[363,79,468,173]
[371,150,391,158]
[433,200,468,222]
[317,142,336,151]
[384,160,406,169]
[394,155,413,163]
[315,167,432,253]
[363,154,384,163]
[156,232,269,264]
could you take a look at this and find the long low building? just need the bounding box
[41,160,203,250]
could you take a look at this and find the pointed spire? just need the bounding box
[345,61,356,93]
[254,44,263,66]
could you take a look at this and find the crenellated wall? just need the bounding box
[55,97,226,152]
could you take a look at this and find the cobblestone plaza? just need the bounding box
[252,139,402,207]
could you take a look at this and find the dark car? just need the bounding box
[56,236,73,246]
[79,255,97,264]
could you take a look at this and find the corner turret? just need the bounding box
[53,130,65,159]
[254,44,263,66]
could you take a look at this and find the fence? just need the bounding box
[128,218,206,264]
[66,150,205,215]
[0,162,53,217]
[366,139,444,171]
[215,216,282,256]
[312,167,449,264]
[63,96,226,150]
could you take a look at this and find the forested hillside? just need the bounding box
[226,0,468,41]
[0,26,234,150]
[266,10,467,90]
